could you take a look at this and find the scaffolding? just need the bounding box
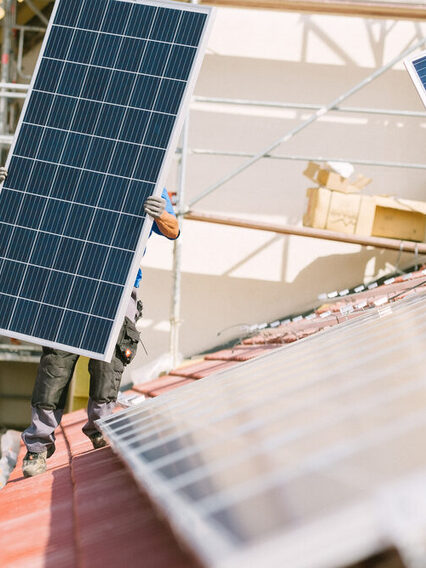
[0,1,425,366]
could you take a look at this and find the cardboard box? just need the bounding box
[303,161,371,194]
[303,188,426,241]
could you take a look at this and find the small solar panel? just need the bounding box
[99,292,426,568]
[405,49,426,108]
[0,0,214,360]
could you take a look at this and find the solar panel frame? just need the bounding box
[99,290,426,568]
[0,0,215,361]
[404,48,426,109]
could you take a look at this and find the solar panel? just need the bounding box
[0,0,214,360]
[405,49,426,109]
[99,291,426,568]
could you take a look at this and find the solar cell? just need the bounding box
[0,0,214,360]
[99,292,426,568]
[405,49,426,108]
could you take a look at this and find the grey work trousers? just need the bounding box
[22,291,140,455]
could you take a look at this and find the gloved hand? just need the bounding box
[0,167,8,183]
[144,195,166,219]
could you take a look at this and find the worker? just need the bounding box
[0,167,179,477]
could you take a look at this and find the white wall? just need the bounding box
[134,8,426,377]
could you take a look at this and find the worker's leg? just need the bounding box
[83,291,140,438]
[22,347,79,454]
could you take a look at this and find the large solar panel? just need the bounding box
[405,49,426,109]
[99,291,426,568]
[0,0,213,360]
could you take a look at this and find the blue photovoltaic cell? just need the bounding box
[413,56,426,88]
[0,0,210,357]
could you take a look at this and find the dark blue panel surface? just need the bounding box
[81,66,112,100]
[68,276,99,313]
[150,8,180,43]
[98,175,129,211]
[110,142,140,177]
[68,29,98,64]
[81,315,113,352]
[92,282,122,319]
[104,71,135,105]
[118,38,147,73]
[72,99,103,135]
[95,104,126,139]
[126,4,156,38]
[48,95,78,129]
[29,232,61,268]
[413,56,426,86]
[16,194,46,229]
[54,238,85,272]
[28,160,57,196]
[75,170,106,205]
[0,260,26,296]
[32,304,64,341]
[62,132,91,167]
[51,166,81,201]
[43,271,74,306]
[63,204,94,239]
[92,34,122,68]
[38,128,67,162]
[76,0,109,31]
[78,243,109,279]
[11,300,40,336]
[145,113,175,148]
[102,1,132,34]
[134,146,165,181]
[0,294,16,329]
[21,266,49,302]
[88,209,119,245]
[41,200,72,233]
[123,180,153,216]
[1,0,209,355]
[34,58,64,93]
[44,26,74,60]
[24,91,53,126]
[55,0,82,27]
[57,62,88,97]
[175,11,207,46]
[166,46,196,81]
[0,190,24,224]
[130,75,161,110]
[8,229,34,262]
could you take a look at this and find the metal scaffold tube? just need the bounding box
[0,0,13,143]
[188,35,426,208]
[170,116,190,367]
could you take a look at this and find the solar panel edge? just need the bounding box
[0,0,215,361]
[404,48,426,109]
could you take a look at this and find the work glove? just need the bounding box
[0,167,8,183]
[144,195,166,219]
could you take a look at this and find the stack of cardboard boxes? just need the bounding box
[303,161,426,242]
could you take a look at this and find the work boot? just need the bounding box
[89,432,107,449]
[22,451,47,478]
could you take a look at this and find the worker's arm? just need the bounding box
[144,195,179,239]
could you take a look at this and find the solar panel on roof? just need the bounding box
[99,291,426,568]
[405,49,426,109]
[0,0,214,360]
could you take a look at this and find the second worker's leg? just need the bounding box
[22,347,78,477]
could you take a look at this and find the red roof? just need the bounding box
[0,410,200,568]
[1,266,425,567]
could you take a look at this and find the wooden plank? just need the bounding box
[185,210,426,253]
[199,0,426,20]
